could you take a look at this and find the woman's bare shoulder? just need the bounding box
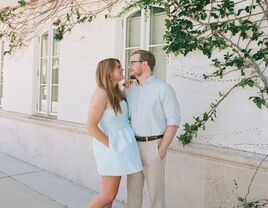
[91,87,108,104]
[94,87,107,95]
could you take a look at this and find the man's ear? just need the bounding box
[142,60,148,68]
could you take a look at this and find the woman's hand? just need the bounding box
[123,79,133,88]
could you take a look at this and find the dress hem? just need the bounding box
[98,168,143,176]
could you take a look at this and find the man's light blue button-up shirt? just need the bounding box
[124,75,181,137]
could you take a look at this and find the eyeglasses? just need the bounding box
[129,60,143,65]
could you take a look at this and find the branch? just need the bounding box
[218,33,268,88]
[244,154,268,204]
[0,0,122,53]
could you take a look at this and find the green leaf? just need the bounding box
[200,13,207,20]
[18,0,26,6]
[237,197,244,202]
[66,13,70,21]
[203,112,208,120]
[235,58,244,69]
[218,91,224,97]
[247,79,254,87]
[211,13,219,19]
[249,96,265,109]
[245,6,251,13]
[239,79,247,88]
[193,116,200,122]
[76,8,81,20]
[177,134,192,145]
[240,79,255,88]
[237,9,244,16]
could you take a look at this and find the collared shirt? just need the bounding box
[124,75,181,137]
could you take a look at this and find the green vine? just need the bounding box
[235,155,268,208]
[53,7,94,41]
[17,0,26,7]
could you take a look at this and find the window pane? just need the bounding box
[39,85,47,112]
[52,65,59,84]
[52,56,59,69]
[53,38,60,56]
[41,33,49,57]
[0,61,3,75]
[1,41,4,65]
[125,48,139,78]
[40,58,47,84]
[51,85,58,102]
[150,7,166,45]
[51,37,59,114]
[126,11,141,48]
[51,85,58,113]
[0,84,2,106]
[0,41,4,106]
[150,46,166,80]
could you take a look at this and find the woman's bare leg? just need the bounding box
[87,176,121,208]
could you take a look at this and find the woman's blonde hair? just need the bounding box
[96,58,124,115]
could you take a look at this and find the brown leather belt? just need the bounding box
[135,134,164,142]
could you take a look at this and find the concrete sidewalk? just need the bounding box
[0,152,126,208]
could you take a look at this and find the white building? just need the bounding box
[0,1,267,207]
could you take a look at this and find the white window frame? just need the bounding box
[36,28,60,117]
[0,40,4,108]
[122,7,167,79]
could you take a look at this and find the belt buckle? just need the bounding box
[145,136,149,142]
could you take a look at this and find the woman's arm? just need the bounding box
[87,87,109,147]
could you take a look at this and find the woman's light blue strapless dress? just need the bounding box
[92,100,143,176]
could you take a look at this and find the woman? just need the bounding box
[86,58,142,208]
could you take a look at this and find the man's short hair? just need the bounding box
[131,50,156,71]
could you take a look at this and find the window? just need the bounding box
[124,7,167,80]
[37,30,60,116]
[0,40,4,107]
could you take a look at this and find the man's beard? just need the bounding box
[129,74,137,80]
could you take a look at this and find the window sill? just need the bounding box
[0,110,87,134]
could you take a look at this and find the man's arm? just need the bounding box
[158,84,181,159]
[158,125,178,159]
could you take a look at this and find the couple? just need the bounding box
[87,50,180,208]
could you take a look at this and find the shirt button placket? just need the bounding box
[136,85,142,135]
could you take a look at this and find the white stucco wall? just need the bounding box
[3,44,35,114]
[0,111,267,208]
[0,0,17,7]
[168,53,268,155]
[58,16,122,123]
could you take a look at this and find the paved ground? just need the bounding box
[0,152,126,208]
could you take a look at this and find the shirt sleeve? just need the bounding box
[161,84,181,126]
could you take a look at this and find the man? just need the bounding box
[124,50,181,208]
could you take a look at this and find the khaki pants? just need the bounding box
[127,139,166,208]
